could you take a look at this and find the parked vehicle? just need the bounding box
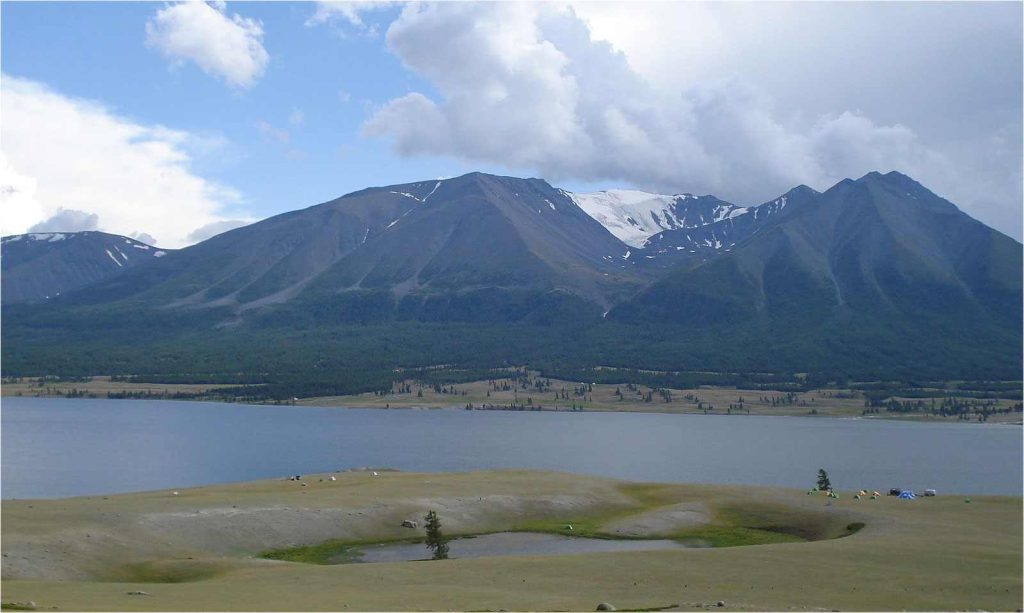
[923,489,937,496]
[888,488,902,496]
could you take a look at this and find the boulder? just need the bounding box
[596,603,616,611]
[402,520,418,529]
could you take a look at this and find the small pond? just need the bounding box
[348,532,707,563]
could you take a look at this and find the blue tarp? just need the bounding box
[898,490,916,499]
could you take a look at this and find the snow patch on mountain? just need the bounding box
[105,249,123,267]
[569,189,748,248]
[569,190,682,247]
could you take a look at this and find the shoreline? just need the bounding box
[4,466,1018,504]
[5,387,1021,424]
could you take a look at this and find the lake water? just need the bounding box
[351,532,703,564]
[1,398,1020,499]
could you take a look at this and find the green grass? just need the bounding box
[260,536,436,564]
[260,491,863,564]
[104,560,226,583]
[671,524,803,547]
[2,470,1020,612]
[843,521,866,535]
[1,603,36,611]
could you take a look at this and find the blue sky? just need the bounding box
[2,2,515,236]
[2,2,1021,246]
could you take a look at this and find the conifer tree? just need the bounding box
[816,468,832,491]
[424,510,449,560]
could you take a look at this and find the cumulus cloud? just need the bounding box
[28,208,99,233]
[1,75,251,247]
[0,154,45,236]
[186,219,251,243]
[364,3,1022,239]
[146,1,269,89]
[131,232,158,246]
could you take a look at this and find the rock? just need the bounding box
[596,603,616,611]
[717,601,726,607]
[126,591,150,596]
[401,520,418,529]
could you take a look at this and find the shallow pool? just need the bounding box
[351,532,707,563]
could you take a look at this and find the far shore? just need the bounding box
[2,374,1021,424]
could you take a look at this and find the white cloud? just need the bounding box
[288,109,305,126]
[131,232,158,246]
[364,2,1022,239]
[306,1,394,31]
[146,1,269,89]
[256,119,290,144]
[28,208,99,233]
[0,76,252,248]
[0,154,45,236]
[186,219,251,243]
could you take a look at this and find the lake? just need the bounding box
[1,397,1020,499]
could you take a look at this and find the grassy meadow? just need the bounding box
[2,470,1020,611]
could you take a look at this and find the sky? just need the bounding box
[2,1,1021,247]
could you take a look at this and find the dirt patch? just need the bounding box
[602,503,710,537]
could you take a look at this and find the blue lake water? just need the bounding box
[1,397,1020,499]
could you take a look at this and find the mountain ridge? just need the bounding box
[2,170,1019,382]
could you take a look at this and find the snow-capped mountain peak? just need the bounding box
[568,189,747,248]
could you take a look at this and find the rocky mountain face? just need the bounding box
[1,232,170,304]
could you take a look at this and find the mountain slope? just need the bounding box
[54,173,643,321]
[639,185,820,260]
[1,232,170,304]
[611,172,1022,340]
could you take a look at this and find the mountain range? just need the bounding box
[2,170,1020,382]
[1,232,172,304]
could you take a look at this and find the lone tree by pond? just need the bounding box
[424,510,449,560]
[817,468,832,491]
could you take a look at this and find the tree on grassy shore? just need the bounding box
[424,510,449,560]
